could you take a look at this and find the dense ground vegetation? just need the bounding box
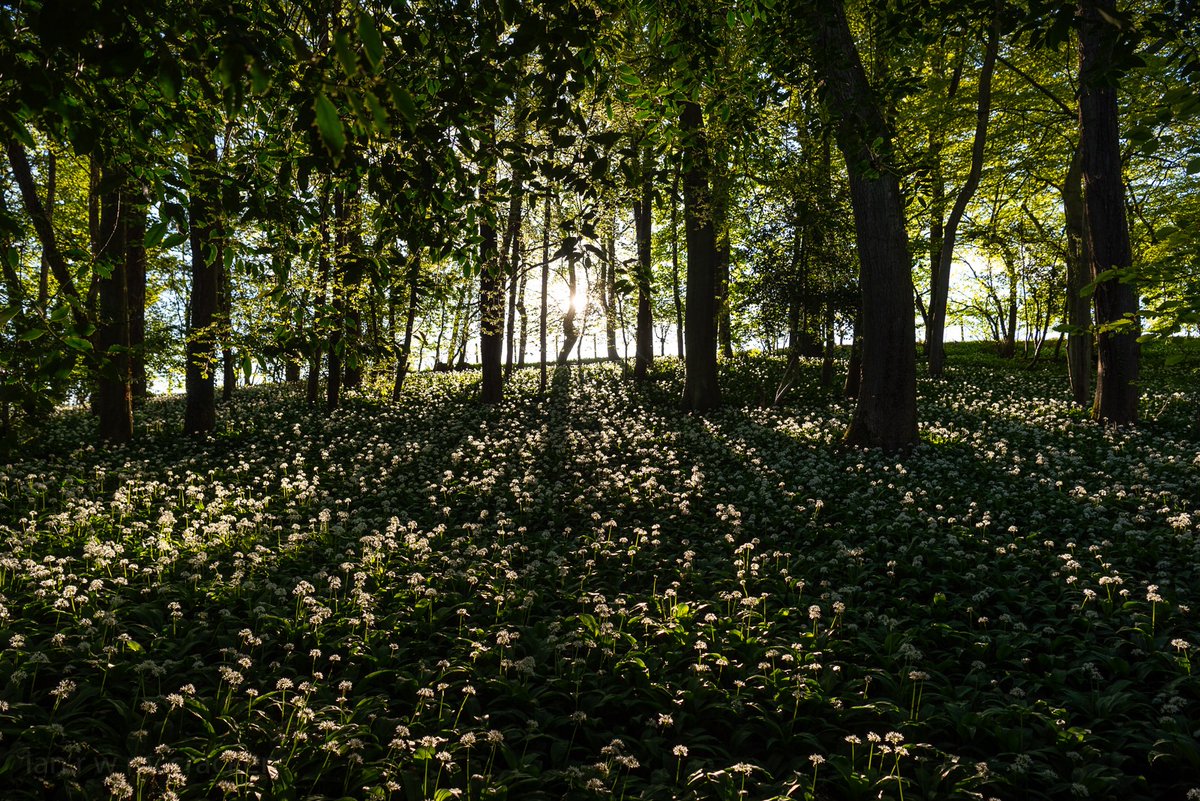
[1,345,1198,800]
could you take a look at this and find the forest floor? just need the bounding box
[1,342,1199,800]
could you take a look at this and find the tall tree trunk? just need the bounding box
[670,160,684,359]
[843,306,863,399]
[517,268,529,367]
[480,124,504,404]
[393,250,421,400]
[38,150,55,307]
[820,302,836,387]
[341,185,364,391]
[1079,0,1138,424]
[805,0,917,450]
[681,100,720,411]
[556,248,580,363]
[504,199,523,378]
[539,193,550,393]
[125,187,149,403]
[95,169,132,443]
[326,187,343,412]
[185,134,220,434]
[1061,146,1093,406]
[713,162,734,359]
[307,186,331,406]
[634,146,654,379]
[605,229,620,360]
[219,235,235,401]
[928,15,998,377]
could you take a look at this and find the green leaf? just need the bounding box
[0,306,18,328]
[18,328,46,341]
[388,84,417,128]
[162,231,189,250]
[334,30,358,77]
[618,66,641,87]
[1186,157,1200,175]
[314,93,346,157]
[144,220,169,248]
[49,305,71,324]
[65,336,92,352]
[357,13,384,72]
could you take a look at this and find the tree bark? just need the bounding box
[1079,0,1138,424]
[928,15,998,377]
[843,306,863,399]
[218,233,235,401]
[480,125,504,404]
[634,146,654,379]
[556,248,580,363]
[95,169,132,443]
[805,0,917,450]
[713,161,734,359]
[605,229,620,360]
[1062,146,1093,406]
[125,187,149,403]
[326,187,344,413]
[670,160,684,359]
[185,134,220,435]
[681,100,720,411]
[539,193,550,393]
[393,250,421,399]
[38,150,55,307]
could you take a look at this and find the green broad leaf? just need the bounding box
[364,90,390,134]
[250,59,271,95]
[314,93,346,157]
[241,350,253,384]
[162,231,188,250]
[65,336,92,352]
[726,9,736,27]
[0,306,18,328]
[49,305,71,323]
[157,60,180,101]
[1165,353,1184,366]
[1186,157,1200,175]
[144,220,169,248]
[357,13,384,72]
[388,84,417,128]
[334,30,358,77]
[618,66,640,87]
[18,328,47,341]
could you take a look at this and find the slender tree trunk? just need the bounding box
[1079,0,1138,424]
[806,0,917,450]
[125,187,149,402]
[307,187,331,406]
[517,268,529,367]
[185,134,220,434]
[634,146,654,379]
[326,187,345,413]
[681,100,720,410]
[393,250,421,399]
[843,307,863,399]
[38,150,55,307]
[96,169,132,443]
[219,235,235,401]
[820,302,836,387]
[539,194,550,393]
[556,249,580,363]
[604,229,620,360]
[670,160,684,359]
[504,200,523,378]
[929,16,998,377]
[1062,146,1093,406]
[712,163,734,359]
[480,122,504,404]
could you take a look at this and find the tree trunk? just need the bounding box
[670,160,684,359]
[634,146,654,379]
[503,196,523,379]
[480,126,504,404]
[185,134,220,435]
[38,150,55,307]
[517,268,529,367]
[681,100,720,411]
[605,228,620,360]
[539,193,550,393]
[125,187,149,403]
[556,248,580,363]
[307,184,331,406]
[95,169,132,443]
[326,187,344,413]
[1079,0,1138,424]
[820,302,836,387]
[1062,147,1093,406]
[928,15,998,377]
[219,234,235,401]
[713,162,734,359]
[393,250,421,399]
[806,0,916,451]
[843,307,863,399]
